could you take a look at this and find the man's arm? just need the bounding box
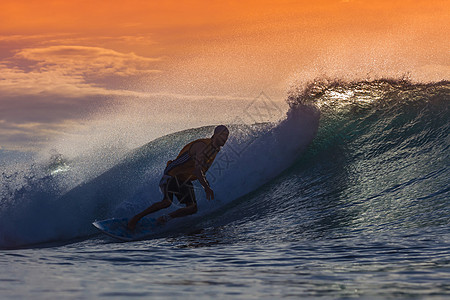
[190,142,214,200]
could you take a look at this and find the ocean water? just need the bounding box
[0,79,449,299]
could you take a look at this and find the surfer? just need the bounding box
[127,125,229,230]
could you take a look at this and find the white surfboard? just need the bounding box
[92,217,158,241]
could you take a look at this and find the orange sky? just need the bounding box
[0,0,448,150]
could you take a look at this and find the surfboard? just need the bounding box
[92,217,158,241]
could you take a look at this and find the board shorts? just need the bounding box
[162,176,196,206]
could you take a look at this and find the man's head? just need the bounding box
[212,125,229,147]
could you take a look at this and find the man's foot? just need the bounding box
[127,216,140,230]
[156,215,172,225]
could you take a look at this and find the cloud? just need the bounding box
[15,45,161,76]
[0,34,156,45]
[0,41,272,151]
[41,35,157,48]
[0,45,162,97]
[0,34,65,42]
[0,118,88,151]
[0,63,108,97]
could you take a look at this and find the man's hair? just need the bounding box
[214,125,229,135]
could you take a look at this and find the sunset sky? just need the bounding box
[0,0,448,151]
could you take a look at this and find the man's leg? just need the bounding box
[127,178,177,230]
[168,203,198,218]
[127,198,172,230]
[157,179,197,224]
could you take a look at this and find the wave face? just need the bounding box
[0,79,448,249]
[245,79,449,238]
[0,96,319,248]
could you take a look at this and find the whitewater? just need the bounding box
[0,79,449,299]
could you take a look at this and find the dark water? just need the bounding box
[0,79,449,298]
